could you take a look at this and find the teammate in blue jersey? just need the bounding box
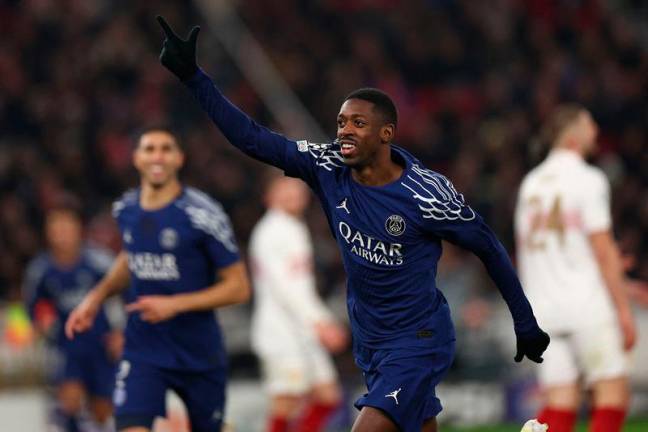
[65,127,251,432]
[156,17,550,432]
[24,204,121,432]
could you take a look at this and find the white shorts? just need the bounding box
[538,321,630,387]
[257,340,338,395]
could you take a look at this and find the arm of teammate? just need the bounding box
[65,251,130,339]
[125,261,250,323]
[157,16,299,171]
[590,231,636,350]
[22,258,52,335]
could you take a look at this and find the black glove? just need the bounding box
[157,15,200,81]
[514,326,550,363]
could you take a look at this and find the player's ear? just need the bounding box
[177,150,186,168]
[380,123,395,144]
[132,145,142,169]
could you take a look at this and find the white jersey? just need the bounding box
[249,209,333,355]
[515,149,615,331]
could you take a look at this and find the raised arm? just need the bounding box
[157,16,296,170]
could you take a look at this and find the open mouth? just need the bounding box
[149,165,166,177]
[339,140,357,157]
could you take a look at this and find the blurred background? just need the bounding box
[0,0,647,431]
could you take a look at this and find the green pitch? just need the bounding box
[443,419,648,432]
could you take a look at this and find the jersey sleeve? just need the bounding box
[112,189,137,230]
[184,198,241,269]
[22,257,49,319]
[85,247,115,276]
[403,166,539,334]
[184,69,343,188]
[581,170,611,233]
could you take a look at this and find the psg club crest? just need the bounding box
[159,228,179,249]
[385,215,406,236]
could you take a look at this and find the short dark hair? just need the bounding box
[134,126,183,151]
[345,88,398,127]
[46,193,84,222]
[541,104,586,147]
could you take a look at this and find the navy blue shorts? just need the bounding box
[53,345,116,399]
[113,359,226,432]
[353,340,455,432]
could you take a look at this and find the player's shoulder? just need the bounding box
[518,155,561,194]
[82,246,114,273]
[24,253,51,280]
[398,151,476,222]
[296,140,345,173]
[176,187,238,251]
[574,164,610,202]
[112,188,139,218]
[518,165,542,195]
[249,212,274,250]
[176,186,228,215]
[250,211,304,256]
[581,163,608,185]
[254,210,301,239]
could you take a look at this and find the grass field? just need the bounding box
[443,419,648,432]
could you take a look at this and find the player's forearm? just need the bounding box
[91,252,130,303]
[172,265,250,313]
[593,235,632,315]
[479,241,539,333]
[457,223,539,333]
[184,69,289,167]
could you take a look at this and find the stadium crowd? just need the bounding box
[1,0,646,377]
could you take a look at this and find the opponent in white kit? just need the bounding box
[249,175,348,432]
[515,105,636,432]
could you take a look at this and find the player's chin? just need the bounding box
[341,155,362,167]
[146,176,171,189]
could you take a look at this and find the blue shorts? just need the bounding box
[113,359,226,432]
[353,340,455,432]
[53,345,116,399]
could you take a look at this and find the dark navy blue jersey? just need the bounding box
[186,69,539,349]
[23,247,114,350]
[112,187,240,371]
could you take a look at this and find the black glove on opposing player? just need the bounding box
[157,15,200,81]
[514,327,550,363]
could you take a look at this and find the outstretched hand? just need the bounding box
[157,15,200,81]
[65,293,101,340]
[514,327,550,363]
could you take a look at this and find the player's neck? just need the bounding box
[351,152,403,187]
[50,247,81,268]
[553,146,584,160]
[140,180,183,210]
[272,206,302,219]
